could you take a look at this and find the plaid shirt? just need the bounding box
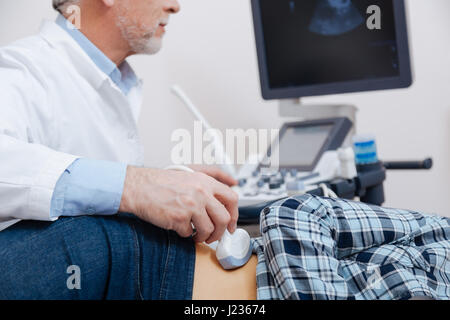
[252,194,450,300]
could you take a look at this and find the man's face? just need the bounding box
[115,0,180,55]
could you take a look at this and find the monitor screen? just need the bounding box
[273,124,333,168]
[252,0,412,99]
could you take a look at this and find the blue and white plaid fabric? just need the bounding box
[252,194,450,300]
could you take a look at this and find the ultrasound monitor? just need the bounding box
[277,124,333,167]
[251,0,412,100]
[262,117,352,171]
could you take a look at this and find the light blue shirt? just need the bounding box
[50,159,127,218]
[50,15,138,219]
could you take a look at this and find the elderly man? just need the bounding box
[0,0,259,300]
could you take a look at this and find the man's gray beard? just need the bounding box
[116,15,163,55]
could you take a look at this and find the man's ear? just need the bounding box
[102,0,115,8]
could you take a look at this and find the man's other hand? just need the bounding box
[119,167,239,243]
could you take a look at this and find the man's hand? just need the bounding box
[119,167,239,243]
[188,165,238,187]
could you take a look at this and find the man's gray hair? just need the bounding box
[52,0,80,13]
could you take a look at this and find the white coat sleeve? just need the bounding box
[0,56,78,223]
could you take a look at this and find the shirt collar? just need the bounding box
[55,14,137,95]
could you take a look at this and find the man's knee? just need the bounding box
[262,194,324,220]
[261,194,337,236]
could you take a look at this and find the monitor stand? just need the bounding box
[278,99,358,147]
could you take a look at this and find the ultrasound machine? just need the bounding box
[172,0,432,226]
[235,0,434,225]
[234,117,353,206]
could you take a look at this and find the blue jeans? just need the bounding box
[0,214,196,300]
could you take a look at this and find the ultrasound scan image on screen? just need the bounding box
[272,125,333,168]
[259,0,399,89]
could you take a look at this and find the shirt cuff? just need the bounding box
[50,158,128,219]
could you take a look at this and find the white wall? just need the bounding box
[1,0,449,217]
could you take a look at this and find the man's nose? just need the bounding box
[165,0,180,14]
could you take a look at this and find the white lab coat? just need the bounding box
[0,20,145,231]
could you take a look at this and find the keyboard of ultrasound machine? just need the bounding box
[234,169,321,224]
